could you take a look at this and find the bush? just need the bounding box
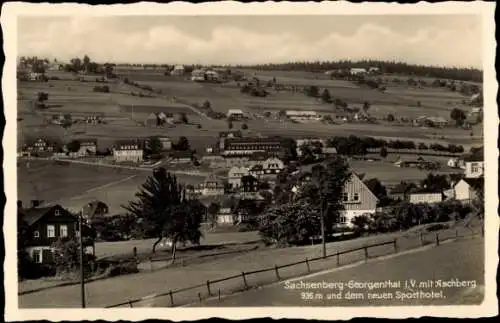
[93,85,110,93]
[418,143,428,150]
[387,114,395,122]
[426,223,448,232]
[241,123,248,130]
[105,261,139,277]
[380,147,388,158]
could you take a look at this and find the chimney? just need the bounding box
[17,200,22,209]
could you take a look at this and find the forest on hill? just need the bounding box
[236,60,483,83]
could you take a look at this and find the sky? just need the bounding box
[17,15,483,68]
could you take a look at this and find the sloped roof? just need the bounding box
[250,164,264,171]
[228,109,244,115]
[462,178,484,190]
[19,205,75,226]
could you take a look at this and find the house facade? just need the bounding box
[146,113,160,127]
[454,178,483,203]
[23,138,56,157]
[408,191,443,204]
[195,174,226,196]
[349,68,367,75]
[286,110,320,122]
[18,204,79,264]
[216,203,234,225]
[241,175,259,193]
[221,137,282,156]
[465,160,484,178]
[158,137,173,151]
[228,166,250,189]
[77,139,98,156]
[82,200,109,225]
[112,140,143,163]
[227,109,245,120]
[338,173,379,227]
[171,65,185,76]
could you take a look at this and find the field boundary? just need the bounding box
[105,227,482,308]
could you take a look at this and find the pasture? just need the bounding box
[17,68,482,158]
[348,159,460,186]
[17,160,207,214]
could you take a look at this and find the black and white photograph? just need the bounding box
[2,1,498,321]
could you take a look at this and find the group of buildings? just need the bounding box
[389,153,484,205]
[20,136,174,163]
[324,67,381,77]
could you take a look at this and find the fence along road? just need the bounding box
[195,236,484,307]
[106,225,482,308]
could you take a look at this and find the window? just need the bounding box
[353,193,360,201]
[60,225,68,238]
[47,225,55,238]
[33,230,40,238]
[471,163,481,174]
[32,250,41,263]
[54,209,60,216]
[342,192,349,202]
[340,216,347,223]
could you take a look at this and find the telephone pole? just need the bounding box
[79,209,86,308]
[320,200,326,258]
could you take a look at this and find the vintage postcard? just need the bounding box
[2,1,498,321]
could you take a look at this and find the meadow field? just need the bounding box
[18,68,482,151]
[17,160,207,214]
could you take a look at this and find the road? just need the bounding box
[195,237,484,307]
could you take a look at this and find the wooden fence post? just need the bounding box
[241,272,248,289]
[394,238,399,252]
[364,246,369,261]
[169,290,174,307]
[206,280,212,296]
[435,233,440,246]
[455,229,459,238]
[336,251,340,267]
[419,232,424,246]
[305,258,310,273]
[198,292,202,303]
[128,301,134,308]
[274,265,281,281]
[218,289,221,301]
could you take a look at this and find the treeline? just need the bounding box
[238,59,482,83]
[326,135,464,156]
[352,200,473,233]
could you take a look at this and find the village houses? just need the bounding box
[292,172,379,228]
